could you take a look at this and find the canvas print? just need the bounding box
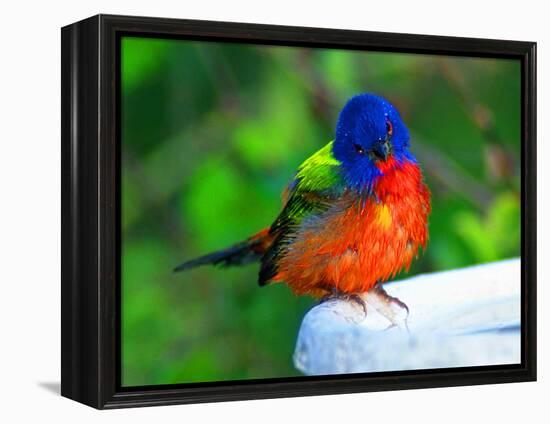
[121,36,521,387]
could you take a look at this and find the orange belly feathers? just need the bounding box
[273,158,430,296]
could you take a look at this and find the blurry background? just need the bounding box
[121,36,521,387]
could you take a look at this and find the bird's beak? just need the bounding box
[372,138,392,161]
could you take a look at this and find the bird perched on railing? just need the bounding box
[174,93,431,316]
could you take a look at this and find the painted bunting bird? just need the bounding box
[175,93,430,315]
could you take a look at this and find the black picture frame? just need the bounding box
[61,14,537,409]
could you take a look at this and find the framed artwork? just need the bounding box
[61,14,536,409]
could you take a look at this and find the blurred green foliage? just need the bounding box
[121,36,521,386]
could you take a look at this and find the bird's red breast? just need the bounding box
[272,157,431,297]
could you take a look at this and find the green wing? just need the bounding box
[294,141,342,192]
[259,141,344,285]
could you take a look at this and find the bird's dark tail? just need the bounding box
[173,228,271,272]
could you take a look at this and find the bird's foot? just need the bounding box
[321,291,368,321]
[365,283,410,331]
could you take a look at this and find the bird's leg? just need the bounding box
[365,282,410,331]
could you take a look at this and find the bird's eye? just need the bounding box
[386,119,393,137]
[353,143,365,155]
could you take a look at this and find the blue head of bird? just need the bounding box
[332,93,414,194]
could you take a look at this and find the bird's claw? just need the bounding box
[321,291,368,320]
[366,283,410,331]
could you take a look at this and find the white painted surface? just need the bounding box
[294,259,521,375]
